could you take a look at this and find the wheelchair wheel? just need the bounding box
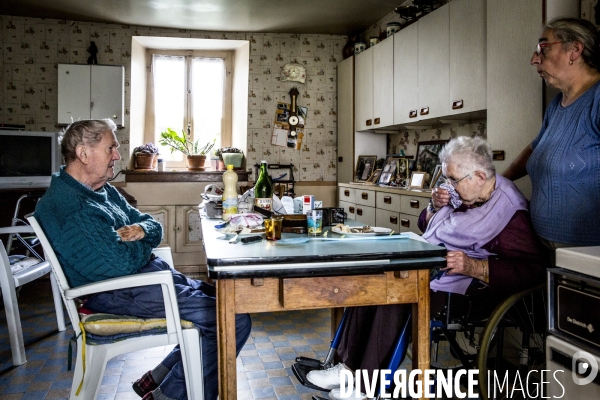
[477,284,547,400]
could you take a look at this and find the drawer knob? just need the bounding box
[409,110,417,118]
[410,200,419,208]
[361,192,368,200]
[390,216,398,224]
[420,107,429,116]
[452,99,464,109]
[384,196,391,204]
[349,206,355,213]
[401,219,410,227]
[357,208,363,216]
[374,117,380,125]
[344,190,350,197]
[366,119,372,126]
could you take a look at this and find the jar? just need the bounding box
[354,42,367,55]
[157,158,164,171]
[386,22,402,37]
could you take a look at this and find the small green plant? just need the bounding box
[159,128,215,156]
[133,143,159,154]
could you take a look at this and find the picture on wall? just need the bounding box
[430,164,443,188]
[415,140,448,183]
[354,155,377,182]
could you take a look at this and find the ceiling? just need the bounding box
[0,0,404,36]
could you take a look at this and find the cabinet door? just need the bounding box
[449,0,486,115]
[354,47,374,131]
[137,205,174,248]
[354,205,376,227]
[91,65,125,126]
[372,37,394,128]
[418,3,450,120]
[175,205,204,253]
[339,200,356,220]
[376,209,400,232]
[57,64,91,125]
[393,22,419,125]
[337,57,355,184]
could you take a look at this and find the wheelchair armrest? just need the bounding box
[0,226,36,235]
[64,270,174,299]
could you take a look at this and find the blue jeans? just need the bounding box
[85,257,252,400]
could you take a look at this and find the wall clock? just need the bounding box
[281,63,306,83]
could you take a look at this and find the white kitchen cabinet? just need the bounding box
[57,64,125,126]
[448,0,486,116]
[354,205,376,227]
[417,3,450,121]
[393,22,419,125]
[337,56,355,185]
[355,37,394,131]
[138,205,206,279]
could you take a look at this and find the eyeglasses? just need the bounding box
[444,173,471,188]
[534,41,564,56]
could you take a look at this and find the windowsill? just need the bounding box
[124,170,249,183]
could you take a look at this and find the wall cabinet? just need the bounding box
[57,64,125,126]
[137,205,206,279]
[355,37,394,131]
[393,22,419,125]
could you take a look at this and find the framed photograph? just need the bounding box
[377,155,413,186]
[355,155,377,182]
[430,164,443,188]
[415,140,448,181]
[367,169,382,183]
[410,171,427,189]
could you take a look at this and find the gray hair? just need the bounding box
[60,119,117,165]
[545,17,600,71]
[439,136,495,179]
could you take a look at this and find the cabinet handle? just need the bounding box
[384,196,391,204]
[356,208,363,216]
[401,219,410,227]
[390,215,398,224]
[452,99,464,110]
[374,117,380,125]
[366,119,372,126]
[338,156,343,162]
[349,206,355,213]
[344,190,350,197]
[174,225,182,232]
[410,200,420,208]
[409,110,417,118]
[420,107,429,116]
[361,192,368,200]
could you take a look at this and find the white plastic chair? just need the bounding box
[27,216,203,400]
[0,225,66,366]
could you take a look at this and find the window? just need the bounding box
[148,50,232,167]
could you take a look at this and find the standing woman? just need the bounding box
[501,18,600,249]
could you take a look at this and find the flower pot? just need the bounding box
[187,155,207,171]
[217,160,226,171]
[135,153,157,170]
[221,153,244,170]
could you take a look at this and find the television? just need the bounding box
[0,130,62,189]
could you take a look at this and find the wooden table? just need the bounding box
[203,219,446,400]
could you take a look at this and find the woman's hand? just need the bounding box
[117,224,146,241]
[431,187,450,210]
[442,250,488,282]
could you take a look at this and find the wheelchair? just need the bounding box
[292,281,547,400]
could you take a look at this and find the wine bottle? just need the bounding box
[254,160,273,211]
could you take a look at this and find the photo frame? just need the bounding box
[430,164,443,188]
[377,155,413,186]
[367,169,382,184]
[355,155,377,182]
[415,140,448,182]
[410,172,427,189]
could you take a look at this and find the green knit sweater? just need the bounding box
[34,168,163,287]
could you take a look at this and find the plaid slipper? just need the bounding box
[132,370,158,397]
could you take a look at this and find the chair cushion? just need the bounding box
[80,313,194,336]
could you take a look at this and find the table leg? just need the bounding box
[217,279,237,400]
[412,269,430,400]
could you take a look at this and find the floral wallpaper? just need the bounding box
[0,15,345,182]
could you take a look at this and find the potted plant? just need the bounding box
[133,143,160,170]
[215,147,244,170]
[159,128,215,171]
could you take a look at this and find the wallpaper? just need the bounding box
[0,15,345,182]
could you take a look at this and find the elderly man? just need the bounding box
[34,119,251,400]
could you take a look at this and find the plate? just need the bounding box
[331,226,393,236]
[273,238,310,245]
[215,228,265,238]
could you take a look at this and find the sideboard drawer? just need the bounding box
[375,209,400,232]
[399,213,421,234]
[376,191,401,212]
[355,189,376,207]
[339,187,356,203]
[400,195,426,217]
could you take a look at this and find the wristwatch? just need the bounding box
[428,199,438,214]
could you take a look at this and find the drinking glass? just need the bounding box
[265,217,283,240]
[307,210,323,236]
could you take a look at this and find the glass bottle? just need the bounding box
[222,165,238,220]
[254,160,273,211]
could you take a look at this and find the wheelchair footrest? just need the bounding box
[291,361,331,392]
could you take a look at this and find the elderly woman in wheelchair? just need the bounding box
[303,137,549,400]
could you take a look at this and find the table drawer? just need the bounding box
[355,189,375,207]
[400,195,426,217]
[354,205,376,227]
[376,191,401,212]
[339,187,356,203]
[399,213,421,234]
[339,200,356,220]
[375,209,400,232]
[281,274,387,308]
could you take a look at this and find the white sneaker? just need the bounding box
[329,388,367,400]
[306,363,351,390]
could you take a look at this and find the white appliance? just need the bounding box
[547,246,600,397]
